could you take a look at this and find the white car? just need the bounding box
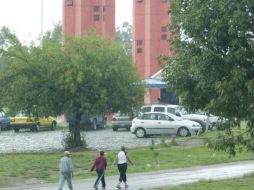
[140,104,211,132]
[131,112,202,138]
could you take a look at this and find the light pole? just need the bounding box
[41,0,44,45]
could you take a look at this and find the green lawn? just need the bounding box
[1,128,253,187]
[0,134,253,187]
[152,173,254,190]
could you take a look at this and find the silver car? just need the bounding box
[112,113,132,131]
[131,112,202,138]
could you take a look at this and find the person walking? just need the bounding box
[90,151,107,190]
[58,151,74,190]
[113,146,133,189]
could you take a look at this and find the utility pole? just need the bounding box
[41,0,44,46]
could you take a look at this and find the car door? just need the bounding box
[139,113,158,135]
[157,113,175,135]
[39,117,50,127]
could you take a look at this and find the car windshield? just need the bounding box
[176,107,190,115]
[168,113,183,121]
[140,106,152,113]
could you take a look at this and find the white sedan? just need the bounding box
[130,112,202,138]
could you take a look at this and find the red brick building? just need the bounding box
[133,0,172,104]
[63,0,115,38]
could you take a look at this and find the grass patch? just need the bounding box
[0,140,253,187]
[152,173,254,190]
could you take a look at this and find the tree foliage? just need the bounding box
[116,22,133,56]
[163,0,254,155]
[0,27,144,146]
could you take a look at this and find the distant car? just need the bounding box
[0,111,11,130]
[10,114,57,132]
[67,114,107,130]
[131,112,202,138]
[140,104,211,132]
[112,113,132,131]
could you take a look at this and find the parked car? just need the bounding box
[131,112,202,138]
[140,104,211,132]
[112,112,132,131]
[0,111,11,130]
[10,114,57,132]
[67,114,106,130]
[195,111,228,130]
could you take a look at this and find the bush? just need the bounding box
[61,131,87,149]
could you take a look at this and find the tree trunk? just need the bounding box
[72,112,83,147]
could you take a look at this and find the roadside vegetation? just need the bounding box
[0,129,253,187]
[152,173,254,190]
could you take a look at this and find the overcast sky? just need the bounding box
[0,0,133,44]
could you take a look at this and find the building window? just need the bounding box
[137,0,143,3]
[161,26,167,32]
[94,15,100,21]
[137,40,143,46]
[94,6,100,12]
[137,48,143,53]
[161,34,167,40]
[67,0,73,6]
[160,0,167,3]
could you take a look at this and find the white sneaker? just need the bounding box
[116,184,121,189]
[93,185,98,190]
[125,184,129,188]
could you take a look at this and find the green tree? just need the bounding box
[0,28,144,146]
[42,22,62,45]
[163,0,254,155]
[116,22,133,56]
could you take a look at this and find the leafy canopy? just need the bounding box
[163,0,254,155]
[0,28,144,117]
[116,22,133,56]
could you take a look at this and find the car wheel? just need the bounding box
[177,127,190,137]
[135,128,146,138]
[92,119,97,130]
[112,127,118,131]
[14,128,20,132]
[51,122,56,130]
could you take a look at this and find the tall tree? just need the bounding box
[0,28,144,146]
[116,22,133,56]
[163,0,254,155]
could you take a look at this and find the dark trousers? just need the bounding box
[117,163,127,183]
[94,169,105,187]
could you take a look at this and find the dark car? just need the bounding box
[67,114,107,130]
[112,113,132,131]
[0,111,11,130]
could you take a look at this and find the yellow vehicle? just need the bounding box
[10,114,57,132]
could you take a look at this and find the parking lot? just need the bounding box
[0,128,161,153]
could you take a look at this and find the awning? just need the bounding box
[144,78,166,88]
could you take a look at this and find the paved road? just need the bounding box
[2,160,254,190]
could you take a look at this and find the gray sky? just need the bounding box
[0,0,133,44]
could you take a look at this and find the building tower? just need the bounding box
[133,0,172,104]
[63,0,115,38]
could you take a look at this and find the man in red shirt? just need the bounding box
[90,151,107,190]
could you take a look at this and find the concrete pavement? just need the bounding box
[1,160,254,190]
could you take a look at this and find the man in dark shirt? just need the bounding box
[91,151,107,190]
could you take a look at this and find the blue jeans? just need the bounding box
[118,163,127,183]
[94,169,106,187]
